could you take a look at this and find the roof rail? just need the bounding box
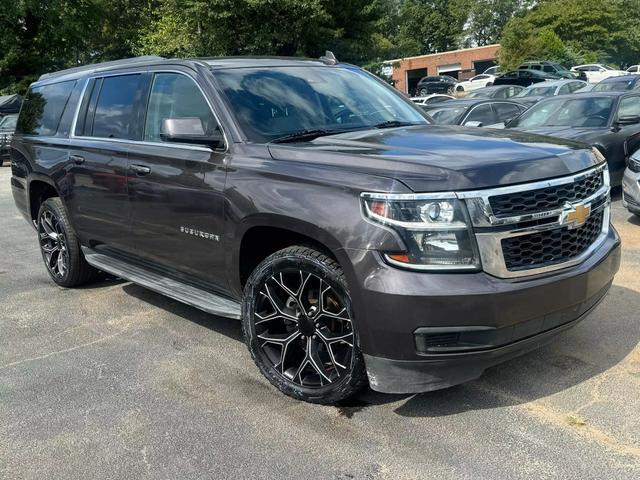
[38,55,165,81]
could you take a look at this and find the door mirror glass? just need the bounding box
[616,115,640,126]
[160,117,224,147]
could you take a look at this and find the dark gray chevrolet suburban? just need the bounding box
[10,55,621,404]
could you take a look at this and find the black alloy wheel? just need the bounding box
[37,197,100,287]
[242,246,367,404]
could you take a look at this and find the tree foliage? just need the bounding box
[499,0,640,69]
[0,0,638,94]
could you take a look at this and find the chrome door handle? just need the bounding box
[130,164,151,175]
[70,155,85,165]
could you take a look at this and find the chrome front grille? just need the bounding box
[459,163,610,278]
[501,210,604,271]
[489,168,603,218]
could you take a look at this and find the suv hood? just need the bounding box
[267,125,598,192]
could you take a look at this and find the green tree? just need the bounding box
[394,0,465,55]
[136,0,389,64]
[459,0,534,47]
[0,0,156,94]
[499,0,640,69]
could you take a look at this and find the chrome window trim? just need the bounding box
[69,69,229,154]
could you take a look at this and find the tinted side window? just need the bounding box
[91,74,142,139]
[465,104,496,125]
[567,82,584,93]
[494,103,523,121]
[618,96,640,118]
[558,84,571,95]
[16,81,75,136]
[144,73,217,143]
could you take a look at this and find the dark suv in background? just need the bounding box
[519,61,586,81]
[415,75,458,96]
[11,55,620,404]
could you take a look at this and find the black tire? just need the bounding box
[447,86,455,95]
[37,197,100,287]
[242,245,367,404]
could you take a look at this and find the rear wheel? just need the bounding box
[37,197,100,287]
[418,88,429,97]
[242,246,367,404]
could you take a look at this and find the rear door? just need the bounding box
[126,69,229,290]
[66,73,145,253]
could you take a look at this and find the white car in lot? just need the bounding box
[571,64,627,83]
[455,74,495,93]
[410,94,454,106]
[627,65,640,74]
[623,152,640,217]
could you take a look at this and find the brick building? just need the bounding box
[385,44,500,95]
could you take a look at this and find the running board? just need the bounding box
[82,247,241,319]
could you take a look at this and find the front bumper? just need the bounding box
[344,227,621,394]
[622,167,640,214]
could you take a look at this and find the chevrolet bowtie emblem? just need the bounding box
[562,203,591,229]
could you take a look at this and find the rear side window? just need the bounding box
[16,80,75,136]
[465,104,496,125]
[493,103,524,120]
[144,73,216,143]
[91,74,142,139]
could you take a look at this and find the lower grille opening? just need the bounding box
[501,210,604,271]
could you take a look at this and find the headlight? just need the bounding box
[361,193,480,271]
[629,151,640,173]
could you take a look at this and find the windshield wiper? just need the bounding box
[371,120,425,129]
[271,128,348,144]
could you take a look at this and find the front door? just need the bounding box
[127,71,228,290]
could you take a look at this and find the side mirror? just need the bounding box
[464,120,483,127]
[160,117,224,148]
[615,115,640,126]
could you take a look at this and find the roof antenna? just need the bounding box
[320,50,338,65]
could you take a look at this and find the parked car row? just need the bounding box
[412,71,640,194]
[0,113,18,166]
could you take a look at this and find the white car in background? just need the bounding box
[571,64,627,83]
[410,94,454,106]
[627,65,640,74]
[455,74,495,93]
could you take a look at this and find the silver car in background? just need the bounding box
[623,151,640,216]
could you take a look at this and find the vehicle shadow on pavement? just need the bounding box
[115,280,638,418]
[627,214,640,226]
[121,282,243,341]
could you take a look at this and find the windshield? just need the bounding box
[0,114,17,129]
[213,66,428,142]
[593,78,635,92]
[512,97,614,128]
[424,105,467,124]
[518,86,556,97]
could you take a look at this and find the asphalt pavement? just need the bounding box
[0,165,639,479]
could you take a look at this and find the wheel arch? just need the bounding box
[231,215,353,296]
[28,175,61,225]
